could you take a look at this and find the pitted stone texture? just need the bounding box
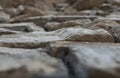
[48,42,120,78]
[57,27,114,42]
[65,44,120,78]
[0,47,69,78]
[90,19,120,42]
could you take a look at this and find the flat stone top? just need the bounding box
[68,44,120,69]
[49,41,120,47]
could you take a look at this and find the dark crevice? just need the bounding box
[62,48,89,78]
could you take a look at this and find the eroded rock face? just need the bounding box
[0,32,63,48]
[0,0,120,78]
[44,19,91,31]
[0,47,69,78]
[0,28,20,35]
[65,44,120,78]
[57,27,114,42]
[47,42,120,78]
[10,15,97,25]
[90,19,120,42]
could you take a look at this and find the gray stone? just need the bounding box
[44,19,91,31]
[65,44,120,78]
[0,47,69,78]
[0,12,10,23]
[10,15,99,25]
[98,17,120,24]
[57,27,114,42]
[48,42,120,78]
[0,28,20,35]
[0,32,63,48]
[0,22,44,32]
[47,41,87,58]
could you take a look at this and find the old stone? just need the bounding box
[0,47,69,78]
[56,27,114,42]
[0,12,10,23]
[0,22,44,32]
[90,19,120,42]
[44,19,91,31]
[0,32,63,48]
[47,42,120,78]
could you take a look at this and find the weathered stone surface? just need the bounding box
[0,32,63,48]
[1,0,120,78]
[66,0,105,10]
[0,28,20,35]
[0,47,69,78]
[0,12,10,23]
[10,15,99,25]
[0,22,44,32]
[57,27,114,42]
[0,26,112,49]
[48,42,120,78]
[98,17,120,24]
[79,10,106,16]
[90,19,120,42]
[47,41,86,58]
[64,44,120,78]
[44,19,91,31]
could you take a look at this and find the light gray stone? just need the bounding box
[65,44,120,78]
[0,28,20,35]
[0,12,10,23]
[0,32,63,48]
[0,47,69,78]
[10,15,99,25]
[47,42,120,78]
[0,22,44,32]
[57,27,114,42]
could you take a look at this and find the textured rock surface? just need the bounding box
[65,44,120,78]
[57,27,114,42]
[0,32,63,48]
[0,28,20,35]
[47,42,120,78]
[0,0,120,78]
[0,12,10,23]
[0,22,44,32]
[44,19,91,31]
[90,19,120,42]
[0,47,69,78]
